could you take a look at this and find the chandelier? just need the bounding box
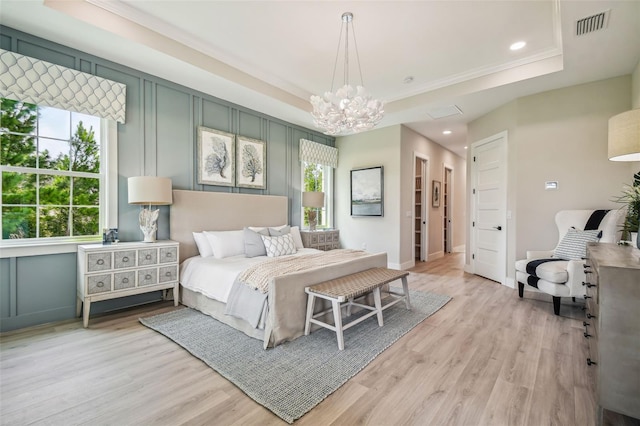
[310,12,384,136]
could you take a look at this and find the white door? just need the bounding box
[471,132,507,284]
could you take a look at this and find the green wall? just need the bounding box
[0,26,333,331]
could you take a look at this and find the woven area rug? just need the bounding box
[140,288,451,423]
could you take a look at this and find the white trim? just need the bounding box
[0,238,101,258]
[505,277,516,289]
[413,152,430,262]
[105,120,119,228]
[443,162,454,254]
[398,259,415,270]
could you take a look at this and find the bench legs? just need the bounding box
[304,293,316,336]
[373,287,383,326]
[332,299,345,350]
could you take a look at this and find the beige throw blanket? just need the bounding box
[238,249,369,293]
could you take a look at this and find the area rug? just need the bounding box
[140,288,451,423]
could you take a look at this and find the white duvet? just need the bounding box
[179,248,320,303]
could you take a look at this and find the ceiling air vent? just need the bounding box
[576,10,609,36]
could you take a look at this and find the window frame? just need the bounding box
[301,162,334,230]
[0,108,118,257]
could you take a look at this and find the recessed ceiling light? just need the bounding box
[510,41,526,51]
[442,130,452,135]
[464,146,468,150]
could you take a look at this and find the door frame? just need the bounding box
[413,152,430,262]
[443,163,454,253]
[469,131,508,285]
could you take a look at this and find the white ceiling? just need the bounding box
[1,0,639,158]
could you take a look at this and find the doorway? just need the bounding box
[414,154,429,262]
[470,131,507,284]
[444,166,453,253]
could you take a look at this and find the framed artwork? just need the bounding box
[432,180,441,207]
[197,126,235,186]
[236,136,266,189]
[351,166,384,217]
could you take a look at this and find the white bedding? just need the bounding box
[179,248,320,303]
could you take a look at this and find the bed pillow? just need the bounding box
[553,228,601,260]
[290,226,304,250]
[268,225,291,236]
[261,234,297,257]
[192,232,214,258]
[244,227,269,258]
[204,230,245,259]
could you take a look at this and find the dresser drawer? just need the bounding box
[138,268,158,286]
[114,250,136,269]
[159,265,178,283]
[114,271,136,290]
[159,247,177,264]
[87,274,111,294]
[138,249,157,266]
[87,252,111,272]
[332,232,340,242]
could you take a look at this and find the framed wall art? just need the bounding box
[351,166,384,217]
[432,180,441,207]
[197,126,235,187]
[236,136,266,189]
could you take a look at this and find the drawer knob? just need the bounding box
[122,278,129,284]
[583,321,590,327]
[583,331,591,339]
[586,283,597,288]
[97,259,104,265]
[586,313,596,319]
[165,271,172,277]
[123,256,129,262]
[97,281,104,288]
[145,254,152,260]
[166,252,172,258]
[584,295,592,299]
[145,274,152,280]
[587,358,597,366]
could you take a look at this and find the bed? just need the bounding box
[170,190,388,348]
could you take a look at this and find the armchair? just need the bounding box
[515,209,624,315]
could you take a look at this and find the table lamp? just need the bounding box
[128,176,173,243]
[303,191,325,231]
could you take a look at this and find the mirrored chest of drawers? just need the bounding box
[300,229,340,251]
[77,240,179,327]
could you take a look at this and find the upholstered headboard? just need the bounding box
[170,190,288,262]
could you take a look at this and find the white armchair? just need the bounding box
[515,209,624,315]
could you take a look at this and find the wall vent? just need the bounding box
[576,10,609,36]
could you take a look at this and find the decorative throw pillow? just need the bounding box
[192,232,214,257]
[269,225,291,237]
[244,227,269,258]
[261,233,297,257]
[204,230,245,259]
[553,228,601,260]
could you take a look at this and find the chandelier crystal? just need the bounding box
[310,12,384,136]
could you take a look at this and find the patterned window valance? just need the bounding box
[299,139,338,168]
[0,49,126,123]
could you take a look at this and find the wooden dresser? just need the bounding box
[77,240,180,327]
[300,229,340,251]
[584,243,640,423]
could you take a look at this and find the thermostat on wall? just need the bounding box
[545,181,558,190]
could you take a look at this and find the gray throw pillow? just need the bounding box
[269,225,291,236]
[244,227,269,258]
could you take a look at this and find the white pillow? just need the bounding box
[290,226,304,250]
[204,230,245,259]
[192,232,213,258]
[261,234,297,257]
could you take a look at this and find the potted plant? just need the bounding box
[614,172,640,248]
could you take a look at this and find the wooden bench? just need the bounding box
[304,267,411,350]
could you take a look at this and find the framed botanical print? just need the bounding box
[236,136,266,189]
[197,126,235,187]
[350,166,384,217]
[432,180,441,207]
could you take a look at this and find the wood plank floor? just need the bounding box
[0,253,631,425]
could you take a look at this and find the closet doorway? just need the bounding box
[414,154,429,262]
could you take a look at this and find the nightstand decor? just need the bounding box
[128,176,173,243]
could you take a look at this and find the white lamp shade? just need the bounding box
[128,176,173,205]
[302,191,325,208]
[608,109,640,161]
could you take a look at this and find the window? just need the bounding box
[1,98,106,242]
[302,162,333,229]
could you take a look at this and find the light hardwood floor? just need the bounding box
[0,253,633,425]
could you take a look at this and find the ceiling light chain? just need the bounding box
[310,11,384,136]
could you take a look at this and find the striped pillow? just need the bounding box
[553,228,601,260]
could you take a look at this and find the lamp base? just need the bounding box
[139,207,159,243]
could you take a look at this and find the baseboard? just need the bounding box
[397,259,415,270]
[452,245,465,253]
[428,251,444,261]
[504,277,516,288]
